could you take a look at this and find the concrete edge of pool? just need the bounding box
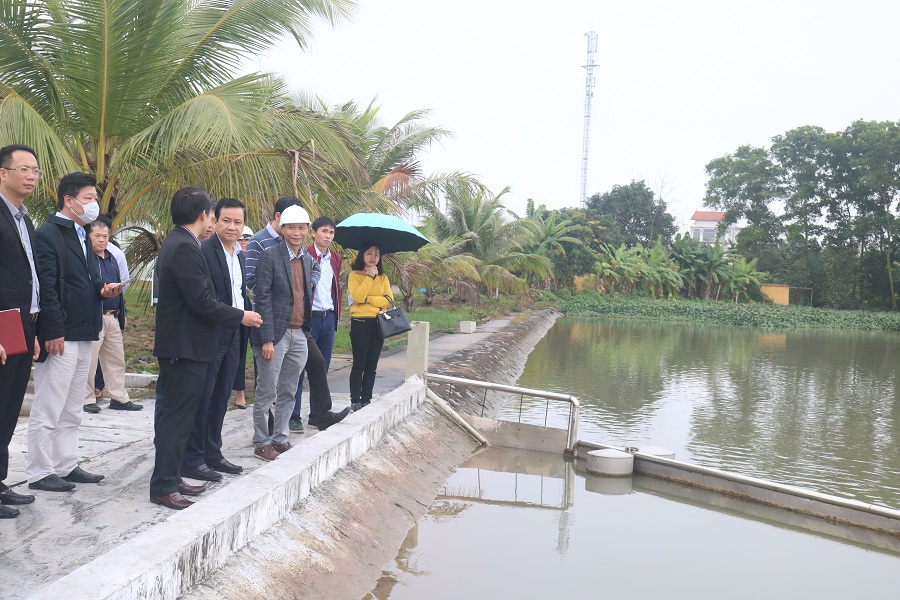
[29,379,427,600]
[576,440,900,535]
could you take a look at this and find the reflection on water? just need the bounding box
[512,318,900,508]
[364,447,900,600]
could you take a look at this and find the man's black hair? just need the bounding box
[215,197,246,220]
[350,241,384,274]
[57,172,97,210]
[86,219,109,234]
[171,187,212,226]
[311,216,336,231]
[273,196,302,217]
[0,144,37,168]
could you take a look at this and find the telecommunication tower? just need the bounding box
[580,31,598,208]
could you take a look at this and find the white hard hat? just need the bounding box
[241,226,253,239]
[280,205,311,226]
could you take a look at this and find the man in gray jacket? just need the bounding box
[250,205,318,461]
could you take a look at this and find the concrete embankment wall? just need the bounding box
[181,311,560,599]
[428,308,560,417]
[30,310,558,600]
[34,380,432,600]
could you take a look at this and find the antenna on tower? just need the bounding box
[580,31,598,208]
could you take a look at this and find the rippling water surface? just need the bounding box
[510,317,900,508]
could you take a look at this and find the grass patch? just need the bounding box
[558,292,900,332]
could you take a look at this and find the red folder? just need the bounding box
[0,308,28,356]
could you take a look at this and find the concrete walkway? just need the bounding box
[1,319,511,599]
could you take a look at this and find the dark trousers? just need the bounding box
[150,357,207,497]
[300,333,333,422]
[182,327,240,468]
[94,363,104,392]
[292,311,336,421]
[349,317,382,405]
[0,318,34,484]
[232,325,248,392]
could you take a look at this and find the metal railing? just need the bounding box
[424,372,580,456]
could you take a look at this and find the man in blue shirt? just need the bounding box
[82,218,142,413]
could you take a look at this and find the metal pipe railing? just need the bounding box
[425,372,580,455]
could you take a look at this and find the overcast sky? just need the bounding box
[252,0,900,230]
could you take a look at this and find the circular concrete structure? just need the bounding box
[586,448,634,476]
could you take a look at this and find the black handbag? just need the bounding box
[376,297,412,339]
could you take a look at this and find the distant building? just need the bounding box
[690,210,739,246]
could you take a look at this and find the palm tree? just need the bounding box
[723,256,767,303]
[424,185,550,295]
[389,234,481,310]
[522,205,584,289]
[0,0,364,229]
[639,240,683,299]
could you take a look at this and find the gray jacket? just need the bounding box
[250,242,320,347]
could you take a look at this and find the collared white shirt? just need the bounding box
[312,246,334,312]
[1,193,40,313]
[219,235,243,310]
[107,242,130,292]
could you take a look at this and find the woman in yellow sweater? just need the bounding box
[347,242,393,411]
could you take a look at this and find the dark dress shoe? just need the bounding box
[150,492,194,510]
[83,402,101,414]
[180,464,223,482]
[319,407,352,431]
[0,504,20,518]
[351,403,362,412]
[0,488,35,505]
[178,481,207,496]
[63,465,105,483]
[28,474,76,492]
[207,459,243,474]
[109,399,143,411]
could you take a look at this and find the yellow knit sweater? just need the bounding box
[347,271,394,318]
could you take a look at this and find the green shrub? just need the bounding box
[559,293,900,332]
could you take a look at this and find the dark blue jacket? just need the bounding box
[34,214,104,342]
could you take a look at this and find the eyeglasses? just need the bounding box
[2,166,44,179]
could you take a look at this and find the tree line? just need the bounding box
[703,120,900,310]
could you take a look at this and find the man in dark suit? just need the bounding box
[180,198,250,482]
[0,144,42,518]
[151,188,262,510]
[28,172,124,493]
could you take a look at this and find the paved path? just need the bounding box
[0,320,510,598]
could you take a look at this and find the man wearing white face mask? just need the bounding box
[27,172,124,492]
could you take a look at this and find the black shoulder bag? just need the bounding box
[376,296,412,339]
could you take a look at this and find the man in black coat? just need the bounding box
[28,172,123,493]
[0,145,42,518]
[150,188,262,510]
[180,197,251,481]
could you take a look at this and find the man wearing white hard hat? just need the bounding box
[249,205,319,461]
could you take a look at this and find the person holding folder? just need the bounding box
[0,144,42,518]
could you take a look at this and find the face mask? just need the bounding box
[80,201,100,223]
